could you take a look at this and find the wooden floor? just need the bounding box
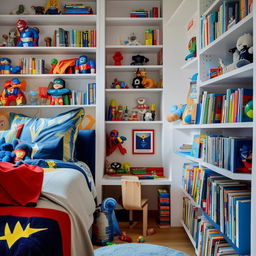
[94,213,195,256]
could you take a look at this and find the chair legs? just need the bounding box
[129,210,133,226]
[142,203,148,236]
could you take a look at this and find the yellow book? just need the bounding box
[88,30,91,47]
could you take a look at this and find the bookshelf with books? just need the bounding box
[165,0,255,255]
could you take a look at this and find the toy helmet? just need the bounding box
[11,78,21,87]
[16,19,28,32]
[78,56,88,64]
[53,78,65,87]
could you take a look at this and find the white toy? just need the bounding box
[219,33,253,73]
[122,33,141,46]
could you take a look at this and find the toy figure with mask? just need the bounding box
[75,55,91,74]
[16,19,39,47]
[0,58,21,74]
[47,78,71,105]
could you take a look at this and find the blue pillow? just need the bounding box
[9,108,85,161]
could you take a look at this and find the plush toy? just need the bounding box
[131,55,149,65]
[113,51,123,66]
[0,58,21,74]
[0,138,15,163]
[185,37,197,61]
[0,78,26,106]
[12,139,32,163]
[106,130,127,156]
[47,78,71,105]
[16,20,39,47]
[167,104,187,122]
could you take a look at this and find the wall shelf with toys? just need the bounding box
[1,104,96,109]
[106,17,163,26]
[105,88,163,93]
[105,45,163,53]
[0,74,97,79]
[105,65,163,71]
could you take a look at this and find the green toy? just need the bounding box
[245,100,253,119]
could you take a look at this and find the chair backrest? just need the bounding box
[121,176,142,210]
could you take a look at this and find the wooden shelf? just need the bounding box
[106,17,163,26]
[105,88,163,93]
[176,152,252,181]
[0,74,96,79]
[0,47,96,55]
[199,63,253,88]
[105,45,163,53]
[105,121,163,124]
[102,176,171,185]
[106,65,163,71]
[172,122,254,129]
[0,15,97,26]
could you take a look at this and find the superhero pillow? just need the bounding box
[9,108,84,161]
[0,124,24,143]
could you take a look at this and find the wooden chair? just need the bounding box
[121,176,148,236]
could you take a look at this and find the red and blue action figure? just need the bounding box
[75,56,96,74]
[0,78,26,106]
[47,78,71,105]
[16,19,39,47]
[0,58,21,74]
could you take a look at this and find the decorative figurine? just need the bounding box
[136,97,149,120]
[31,6,45,15]
[113,51,123,66]
[10,5,30,15]
[141,70,158,88]
[122,106,130,121]
[47,78,71,105]
[0,58,21,74]
[106,130,127,156]
[185,37,197,61]
[132,69,144,88]
[131,55,149,65]
[16,20,39,47]
[45,0,61,14]
[144,104,156,121]
[0,78,26,106]
[75,56,91,74]
[44,37,52,47]
[122,33,141,46]
[110,162,122,172]
[111,78,129,89]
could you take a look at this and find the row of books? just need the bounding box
[157,189,170,228]
[182,163,251,253]
[144,29,161,45]
[19,58,45,74]
[130,7,160,18]
[200,0,253,48]
[191,134,252,173]
[53,29,96,47]
[70,83,96,105]
[200,88,253,124]
[63,4,93,15]
[182,198,237,256]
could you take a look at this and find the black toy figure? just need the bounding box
[132,69,144,88]
[131,55,149,65]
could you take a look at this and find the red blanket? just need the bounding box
[0,162,43,206]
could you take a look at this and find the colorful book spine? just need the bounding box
[158,189,170,227]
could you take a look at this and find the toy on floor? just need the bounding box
[13,139,32,163]
[16,19,39,47]
[245,100,253,119]
[122,33,141,46]
[112,78,129,89]
[31,6,45,15]
[45,0,61,14]
[131,55,149,65]
[47,78,71,105]
[106,130,127,156]
[119,232,132,243]
[0,138,15,163]
[0,78,26,106]
[113,51,123,66]
[136,235,145,243]
[0,58,21,74]
[10,4,30,15]
[185,37,197,61]
[147,228,156,235]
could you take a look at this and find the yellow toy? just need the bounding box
[122,162,130,173]
[141,70,158,88]
[45,0,61,14]
[136,235,145,243]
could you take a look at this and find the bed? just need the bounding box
[0,108,96,256]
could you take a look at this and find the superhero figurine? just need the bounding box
[47,78,71,105]
[0,58,21,74]
[16,19,39,47]
[75,56,90,74]
[113,51,123,66]
[0,78,26,106]
[106,130,127,156]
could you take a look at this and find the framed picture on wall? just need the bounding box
[132,129,155,154]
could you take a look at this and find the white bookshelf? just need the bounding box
[106,65,163,71]
[106,17,163,26]
[165,0,255,254]
[105,45,163,53]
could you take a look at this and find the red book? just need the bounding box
[152,7,159,17]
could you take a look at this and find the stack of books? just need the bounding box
[200,0,253,48]
[71,82,96,105]
[63,4,93,15]
[144,29,160,45]
[53,28,96,47]
[199,88,253,124]
[130,7,159,18]
[19,57,45,74]
[178,144,192,153]
[158,189,170,228]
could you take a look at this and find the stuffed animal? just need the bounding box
[13,139,32,163]
[0,138,15,162]
[166,104,186,122]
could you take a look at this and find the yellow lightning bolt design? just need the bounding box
[0,222,48,249]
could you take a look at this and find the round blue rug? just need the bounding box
[94,243,189,256]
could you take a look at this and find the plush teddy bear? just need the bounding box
[0,137,15,162]
[236,33,253,68]
[12,139,32,163]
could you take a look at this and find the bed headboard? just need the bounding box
[75,130,95,179]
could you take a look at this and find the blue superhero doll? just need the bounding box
[0,58,21,74]
[47,78,71,105]
[16,19,39,47]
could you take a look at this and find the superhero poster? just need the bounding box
[132,129,154,154]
